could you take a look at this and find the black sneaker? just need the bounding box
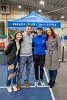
[48,79,52,85]
[50,81,55,88]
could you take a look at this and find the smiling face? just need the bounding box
[36,29,43,35]
[16,32,22,40]
[26,26,32,33]
[46,28,52,36]
[45,27,56,39]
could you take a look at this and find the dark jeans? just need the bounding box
[49,70,57,81]
[33,55,45,81]
[7,56,18,86]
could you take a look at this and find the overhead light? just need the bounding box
[61,15,64,19]
[40,1,44,5]
[18,5,21,9]
[38,9,42,12]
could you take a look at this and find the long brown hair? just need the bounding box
[45,27,56,40]
[13,31,23,42]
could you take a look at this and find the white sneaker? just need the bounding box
[34,81,38,87]
[40,80,45,86]
[7,86,12,92]
[12,85,17,92]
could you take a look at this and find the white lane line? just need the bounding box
[0,85,49,89]
[43,67,55,100]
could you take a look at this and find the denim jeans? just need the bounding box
[7,56,18,86]
[17,56,33,84]
[49,70,57,81]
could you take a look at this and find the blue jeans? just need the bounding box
[49,70,57,81]
[7,56,18,86]
[17,56,32,84]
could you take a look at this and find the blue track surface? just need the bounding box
[0,64,55,100]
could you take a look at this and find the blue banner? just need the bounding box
[8,21,61,28]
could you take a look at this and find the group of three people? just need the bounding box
[4,25,61,92]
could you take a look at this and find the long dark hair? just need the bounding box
[45,27,56,40]
[13,31,23,43]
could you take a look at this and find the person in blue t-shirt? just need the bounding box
[32,27,46,87]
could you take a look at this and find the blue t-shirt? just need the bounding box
[32,34,46,55]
